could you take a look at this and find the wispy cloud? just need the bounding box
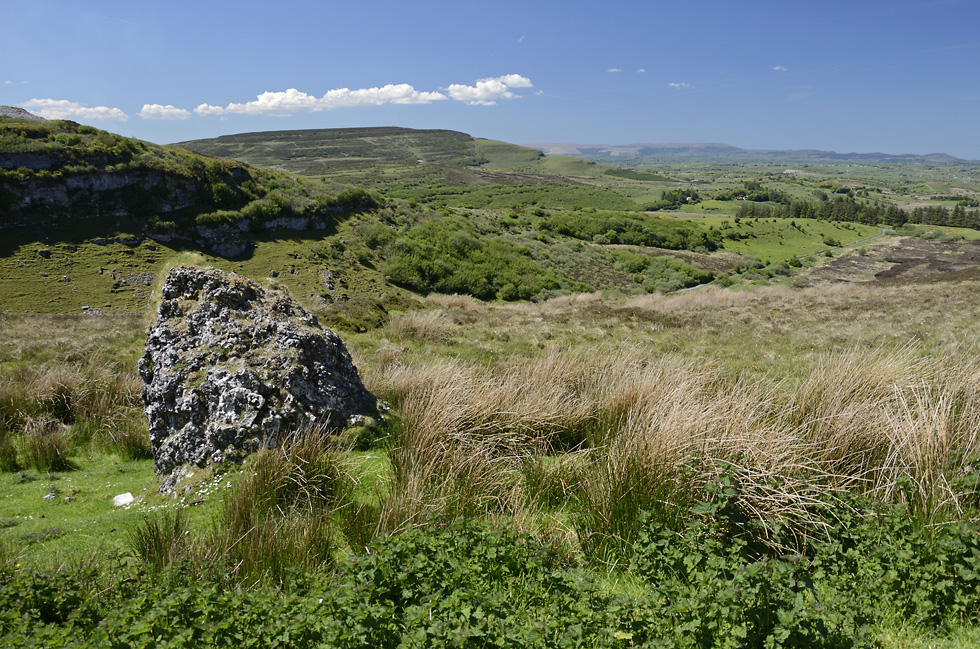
[924,41,980,53]
[773,65,788,72]
[22,98,128,121]
[607,68,622,73]
[787,91,816,102]
[445,74,533,106]
[139,104,192,120]
[668,82,692,89]
[637,68,646,73]
[517,34,525,43]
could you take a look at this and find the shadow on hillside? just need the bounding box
[0,216,342,262]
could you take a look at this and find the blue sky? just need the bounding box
[3,0,979,158]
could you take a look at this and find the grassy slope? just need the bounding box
[695,216,883,259]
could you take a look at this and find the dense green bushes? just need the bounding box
[390,181,635,211]
[613,250,714,292]
[382,219,559,300]
[644,188,703,210]
[541,210,719,251]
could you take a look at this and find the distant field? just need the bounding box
[679,216,882,261]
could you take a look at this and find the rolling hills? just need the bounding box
[527,141,966,163]
[4,111,980,328]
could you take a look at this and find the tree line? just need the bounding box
[735,198,980,230]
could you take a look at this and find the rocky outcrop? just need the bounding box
[1,169,201,227]
[0,107,46,122]
[139,266,378,493]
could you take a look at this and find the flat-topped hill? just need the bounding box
[178,126,546,173]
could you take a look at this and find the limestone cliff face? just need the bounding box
[139,266,379,493]
[1,151,310,257]
[1,112,376,258]
[2,168,201,222]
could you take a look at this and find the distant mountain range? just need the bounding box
[524,142,964,164]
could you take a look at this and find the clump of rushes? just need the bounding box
[207,426,355,585]
[127,508,191,574]
[104,409,153,461]
[22,417,76,472]
[0,429,19,472]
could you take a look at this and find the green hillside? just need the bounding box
[178,127,563,175]
[179,127,491,171]
[0,115,378,241]
[180,126,635,210]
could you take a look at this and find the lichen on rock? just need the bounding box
[139,265,378,493]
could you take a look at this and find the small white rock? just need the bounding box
[112,492,135,507]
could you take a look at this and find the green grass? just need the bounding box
[472,138,545,170]
[0,455,158,568]
[692,216,882,261]
[675,199,740,214]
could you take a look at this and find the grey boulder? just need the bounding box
[139,266,377,492]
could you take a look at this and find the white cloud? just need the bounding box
[4,80,11,85]
[668,82,692,89]
[637,68,646,73]
[139,104,192,120]
[445,74,533,106]
[196,84,448,117]
[607,68,622,73]
[22,98,128,121]
[773,65,788,72]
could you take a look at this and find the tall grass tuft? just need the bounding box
[371,354,585,533]
[386,309,454,343]
[208,426,354,584]
[22,417,76,472]
[369,344,980,558]
[103,409,153,461]
[127,508,191,573]
[0,429,19,472]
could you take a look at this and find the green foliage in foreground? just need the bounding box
[6,483,980,648]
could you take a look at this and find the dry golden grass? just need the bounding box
[424,293,484,311]
[365,316,980,546]
[544,291,604,305]
[385,308,454,343]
